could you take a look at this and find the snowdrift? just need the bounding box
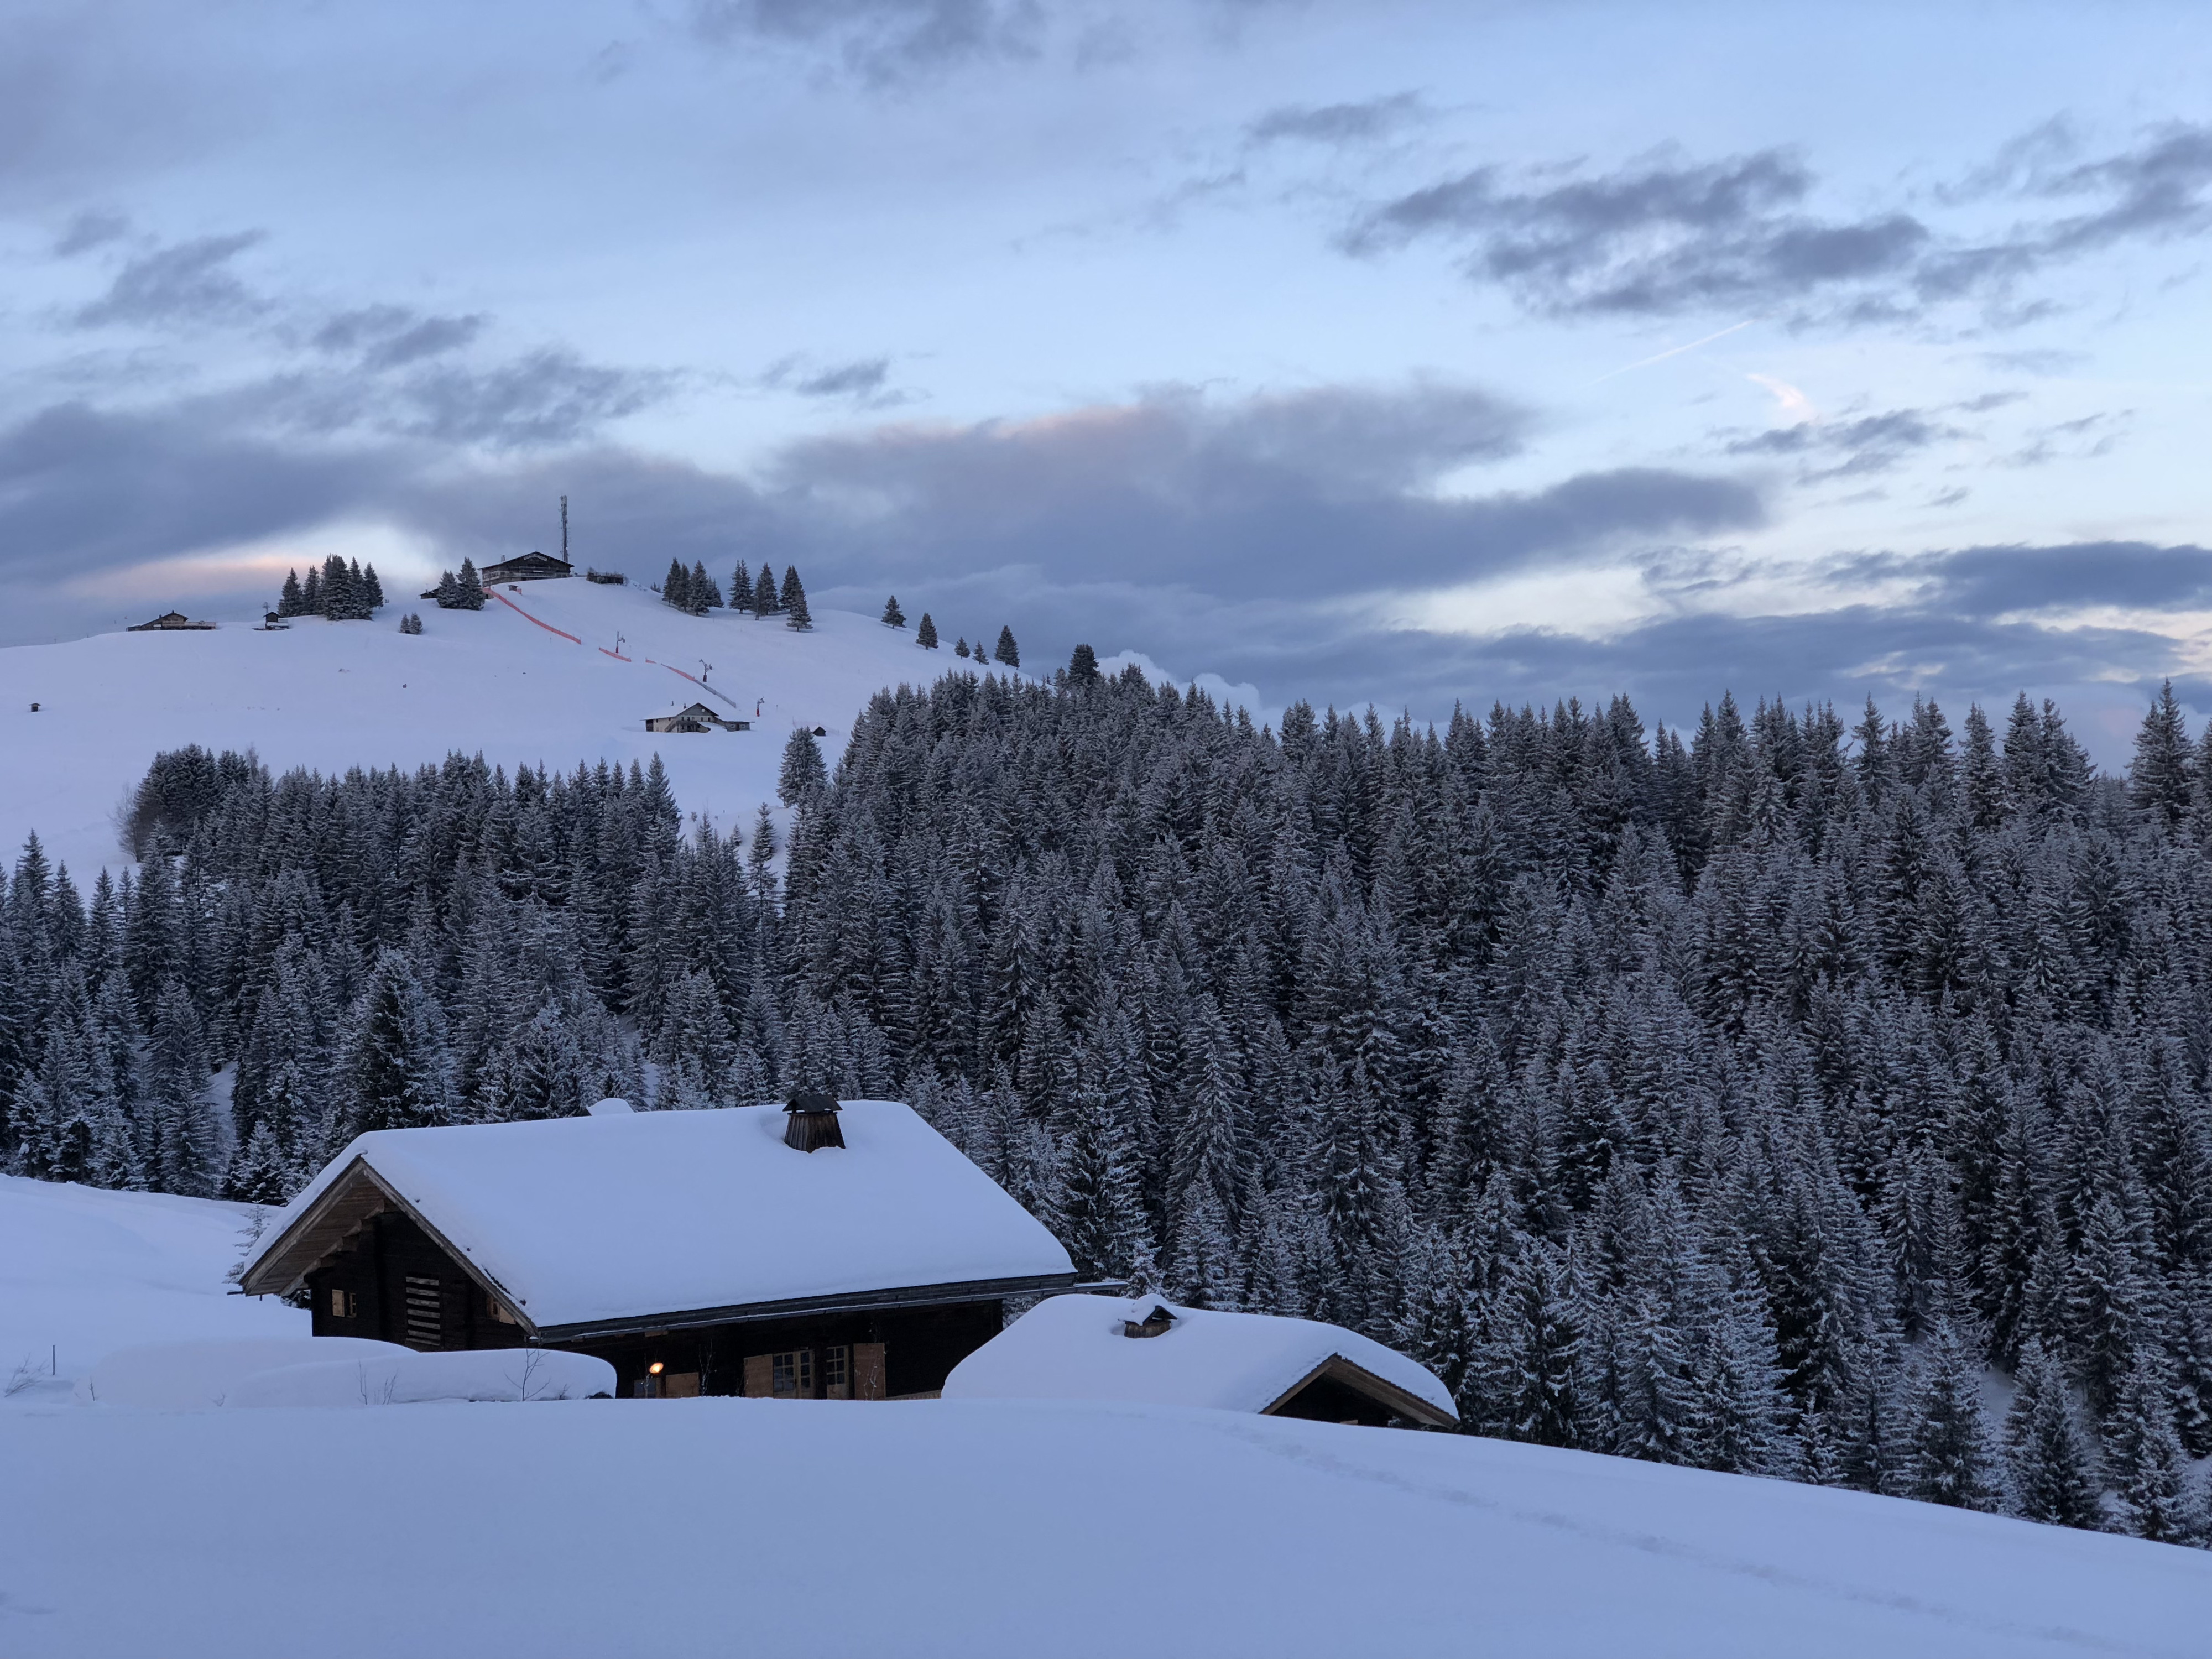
[225,1348,614,1407]
[84,1338,408,1410]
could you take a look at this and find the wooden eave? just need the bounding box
[1262,1353,1459,1429]
[237,1157,536,1335]
[531,1271,1079,1345]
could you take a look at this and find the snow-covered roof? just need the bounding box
[942,1295,1457,1423]
[239,1102,1074,1335]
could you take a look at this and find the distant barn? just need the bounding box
[237,1099,1077,1401]
[129,612,216,632]
[646,702,750,733]
[482,551,573,584]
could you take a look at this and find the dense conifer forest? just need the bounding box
[4,665,2209,1542]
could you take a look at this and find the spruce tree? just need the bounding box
[2105,1352,2206,1543]
[454,559,486,609]
[2128,680,2193,832]
[346,949,455,1136]
[1068,643,1100,686]
[279,568,304,618]
[754,564,779,615]
[881,595,906,628]
[1903,1318,1999,1510]
[954,637,970,658]
[732,560,753,612]
[2004,1335,2104,1529]
[778,727,827,806]
[994,625,1019,667]
[782,566,812,630]
[362,563,384,610]
[434,570,460,608]
[916,613,938,649]
[664,558,691,611]
[690,561,723,613]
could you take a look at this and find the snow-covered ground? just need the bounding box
[0,582,984,875]
[0,1173,302,1404]
[2,1176,2205,1657]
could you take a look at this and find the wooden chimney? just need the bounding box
[1123,1303,1176,1339]
[784,1091,846,1152]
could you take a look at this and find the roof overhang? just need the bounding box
[1262,1353,1459,1429]
[534,1272,1078,1344]
[237,1157,538,1336]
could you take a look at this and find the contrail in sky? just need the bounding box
[1587,320,1755,385]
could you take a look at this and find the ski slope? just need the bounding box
[1,1175,2204,1658]
[0,582,990,875]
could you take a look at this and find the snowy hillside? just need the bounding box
[2,1177,2205,1659]
[0,581,988,875]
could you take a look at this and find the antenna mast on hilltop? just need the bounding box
[560,495,570,563]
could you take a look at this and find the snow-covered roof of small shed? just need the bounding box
[240,1102,1074,1333]
[942,1295,1456,1421]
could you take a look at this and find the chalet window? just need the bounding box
[328,1288,357,1319]
[484,1293,518,1326]
[823,1345,850,1400]
[770,1349,813,1397]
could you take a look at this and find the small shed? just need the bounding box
[237,1101,1076,1401]
[129,611,216,631]
[482,551,573,583]
[942,1294,1459,1429]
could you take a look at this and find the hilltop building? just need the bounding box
[482,551,573,584]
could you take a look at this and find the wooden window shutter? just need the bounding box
[742,1354,773,1398]
[853,1343,887,1401]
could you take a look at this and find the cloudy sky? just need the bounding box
[4,1,2207,757]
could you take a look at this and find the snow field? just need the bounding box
[2,1176,2206,1657]
[0,582,994,877]
[2,1392,2205,1658]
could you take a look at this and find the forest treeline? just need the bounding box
[2,666,2208,1544]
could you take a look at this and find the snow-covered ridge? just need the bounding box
[0,580,1008,877]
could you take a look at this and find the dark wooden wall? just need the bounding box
[305,1212,526,1353]
[573,1299,1003,1401]
[304,1213,1004,1400]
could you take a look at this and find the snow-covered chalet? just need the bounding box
[237,1097,1077,1401]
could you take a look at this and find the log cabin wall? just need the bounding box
[300,1209,1008,1395]
[305,1212,526,1353]
[573,1299,1005,1400]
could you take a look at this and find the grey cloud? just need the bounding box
[768,382,1754,596]
[687,0,1042,83]
[1834,540,2212,617]
[74,231,267,328]
[53,210,128,256]
[1246,92,1425,148]
[0,400,402,586]
[397,350,675,450]
[1342,122,2212,325]
[764,355,897,400]
[315,305,488,370]
[1726,409,1957,477]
